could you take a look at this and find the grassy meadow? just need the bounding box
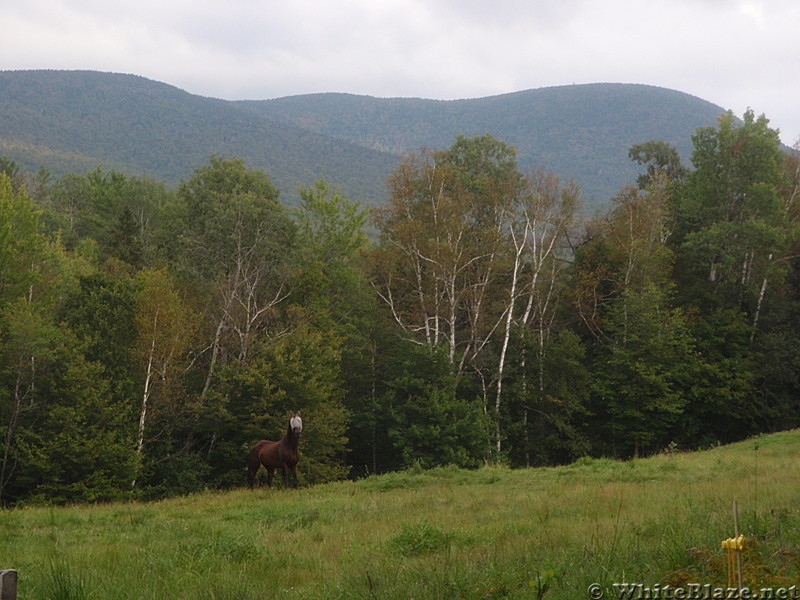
[3,431,800,600]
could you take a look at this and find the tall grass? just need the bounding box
[42,562,92,600]
[2,431,799,599]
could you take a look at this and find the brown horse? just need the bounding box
[247,413,303,488]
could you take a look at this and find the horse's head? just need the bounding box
[290,413,303,434]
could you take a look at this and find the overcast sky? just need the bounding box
[1,0,798,146]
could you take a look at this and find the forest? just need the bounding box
[0,108,799,506]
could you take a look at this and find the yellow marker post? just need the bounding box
[721,501,744,592]
[721,535,744,588]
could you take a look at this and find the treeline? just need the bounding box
[0,109,798,505]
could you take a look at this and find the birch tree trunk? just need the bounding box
[493,224,527,452]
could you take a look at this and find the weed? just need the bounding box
[178,532,261,563]
[266,507,320,530]
[388,521,453,557]
[530,569,558,600]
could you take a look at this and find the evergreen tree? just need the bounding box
[385,345,489,469]
[590,283,695,456]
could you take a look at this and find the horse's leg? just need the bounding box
[247,444,264,489]
[247,453,261,489]
[281,466,289,488]
[289,465,298,488]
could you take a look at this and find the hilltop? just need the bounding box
[0,70,729,209]
[2,430,799,599]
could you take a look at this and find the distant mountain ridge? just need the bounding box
[0,70,730,209]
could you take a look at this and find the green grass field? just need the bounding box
[3,431,800,600]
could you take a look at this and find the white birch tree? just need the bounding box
[132,267,197,487]
[493,169,581,453]
[373,136,523,380]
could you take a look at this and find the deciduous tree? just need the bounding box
[175,156,295,399]
[373,135,523,375]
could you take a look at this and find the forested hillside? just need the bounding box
[243,83,727,206]
[0,70,729,209]
[0,105,798,506]
[0,70,397,205]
